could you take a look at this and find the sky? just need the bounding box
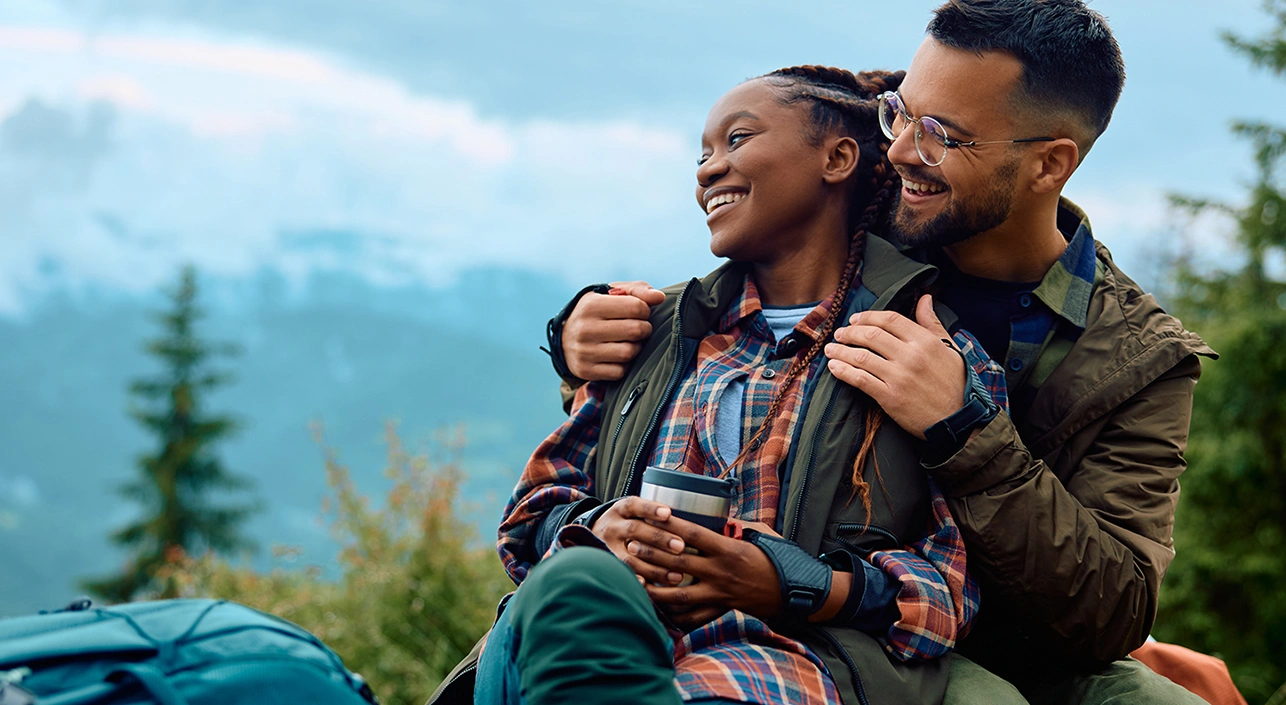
[0,0,1281,315]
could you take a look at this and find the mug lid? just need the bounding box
[641,467,733,498]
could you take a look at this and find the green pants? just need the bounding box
[503,547,1203,705]
[502,547,681,705]
[943,651,1207,705]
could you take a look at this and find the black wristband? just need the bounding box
[571,497,625,529]
[923,346,999,456]
[543,283,612,381]
[745,530,832,621]
[820,550,868,626]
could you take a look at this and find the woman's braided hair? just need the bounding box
[723,65,903,523]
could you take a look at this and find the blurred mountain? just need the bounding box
[0,265,580,616]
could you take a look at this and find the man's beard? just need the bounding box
[887,157,1020,249]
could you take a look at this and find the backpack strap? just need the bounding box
[107,664,188,705]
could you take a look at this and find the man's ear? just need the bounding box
[822,136,861,185]
[1030,138,1079,195]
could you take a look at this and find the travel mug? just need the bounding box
[639,467,733,586]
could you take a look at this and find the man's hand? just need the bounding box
[590,497,689,586]
[564,281,665,381]
[636,516,784,629]
[824,295,966,439]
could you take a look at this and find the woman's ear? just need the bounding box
[822,136,861,185]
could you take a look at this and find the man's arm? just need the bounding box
[825,294,1200,663]
[926,355,1201,663]
[549,282,663,413]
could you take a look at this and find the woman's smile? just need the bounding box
[703,187,749,222]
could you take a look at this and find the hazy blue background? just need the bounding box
[0,0,1279,615]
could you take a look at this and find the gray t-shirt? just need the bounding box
[714,303,816,469]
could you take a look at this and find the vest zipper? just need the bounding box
[814,627,870,705]
[608,382,647,469]
[787,384,843,542]
[622,283,694,497]
[834,524,901,552]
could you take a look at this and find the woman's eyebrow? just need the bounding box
[723,110,760,125]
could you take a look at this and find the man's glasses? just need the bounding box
[877,91,1054,167]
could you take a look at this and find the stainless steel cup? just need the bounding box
[639,467,733,587]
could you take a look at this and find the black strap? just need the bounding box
[543,283,612,380]
[744,530,832,620]
[820,550,869,626]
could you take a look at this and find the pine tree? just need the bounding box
[1154,2,1286,701]
[85,266,259,602]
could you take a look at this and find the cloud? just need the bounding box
[0,22,705,314]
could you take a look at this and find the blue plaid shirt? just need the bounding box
[938,199,1099,417]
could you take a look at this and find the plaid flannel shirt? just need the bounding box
[498,274,1006,704]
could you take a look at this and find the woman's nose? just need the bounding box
[697,153,728,187]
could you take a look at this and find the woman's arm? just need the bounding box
[497,383,605,583]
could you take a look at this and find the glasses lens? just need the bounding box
[877,93,900,140]
[916,116,948,166]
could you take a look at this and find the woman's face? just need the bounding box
[697,79,838,263]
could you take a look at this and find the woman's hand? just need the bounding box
[635,515,784,629]
[590,497,690,586]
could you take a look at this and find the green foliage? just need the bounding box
[162,424,511,705]
[85,266,258,603]
[1155,5,1286,702]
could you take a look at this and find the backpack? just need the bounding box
[0,598,379,705]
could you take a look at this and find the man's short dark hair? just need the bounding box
[927,0,1125,155]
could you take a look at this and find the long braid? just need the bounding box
[720,66,903,525]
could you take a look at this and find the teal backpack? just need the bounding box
[0,599,379,704]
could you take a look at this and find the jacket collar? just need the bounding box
[677,235,950,339]
[1033,198,1099,330]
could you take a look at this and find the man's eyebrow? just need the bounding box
[902,95,973,137]
[933,113,973,137]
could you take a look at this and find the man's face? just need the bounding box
[887,39,1030,248]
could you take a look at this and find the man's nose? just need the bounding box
[887,126,921,168]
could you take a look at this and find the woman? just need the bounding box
[433,66,1005,705]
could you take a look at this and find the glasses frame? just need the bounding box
[878,91,1055,167]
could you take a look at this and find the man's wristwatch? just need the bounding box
[743,529,832,621]
[923,346,1000,456]
[543,283,611,380]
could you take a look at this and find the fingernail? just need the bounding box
[656,506,670,519]
[828,360,841,371]
[669,539,683,552]
[637,575,646,585]
[627,541,638,555]
[668,572,683,584]
[608,287,627,295]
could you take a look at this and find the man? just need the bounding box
[548,1,1215,703]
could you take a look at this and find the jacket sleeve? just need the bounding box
[497,383,604,584]
[924,354,1202,664]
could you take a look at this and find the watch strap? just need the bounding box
[923,345,1000,454]
[745,530,832,620]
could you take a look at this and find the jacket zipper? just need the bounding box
[608,382,647,470]
[622,283,694,497]
[835,523,900,551]
[787,383,843,542]
[815,627,870,705]
[436,662,477,700]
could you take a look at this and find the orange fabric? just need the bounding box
[1131,641,1247,705]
